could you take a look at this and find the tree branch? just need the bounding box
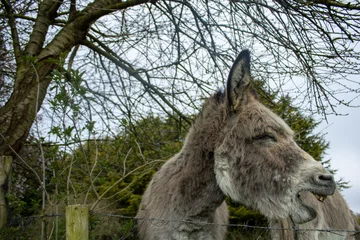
[81,38,191,125]
[0,13,36,22]
[0,0,22,65]
[311,0,360,10]
[25,0,64,56]
[37,0,150,61]
[82,0,149,17]
[69,0,77,22]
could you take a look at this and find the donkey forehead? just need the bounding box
[237,101,294,137]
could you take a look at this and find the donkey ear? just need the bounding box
[226,50,251,109]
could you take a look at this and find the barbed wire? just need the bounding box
[7,213,65,221]
[89,211,360,236]
[7,211,359,235]
[2,211,359,239]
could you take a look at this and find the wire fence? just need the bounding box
[1,209,359,240]
[0,211,360,240]
[90,211,360,239]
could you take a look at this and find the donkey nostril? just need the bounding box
[313,173,336,195]
[316,174,334,184]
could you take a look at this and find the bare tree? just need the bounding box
[0,0,359,162]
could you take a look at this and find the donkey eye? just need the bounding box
[253,133,277,142]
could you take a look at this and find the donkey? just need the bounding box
[270,189,360,240]
[136,50,337,240]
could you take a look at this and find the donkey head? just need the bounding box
[214,50,336,224]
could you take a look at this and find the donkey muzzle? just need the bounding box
[310,173,336,202]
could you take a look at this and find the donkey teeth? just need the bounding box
[314,194,327,202]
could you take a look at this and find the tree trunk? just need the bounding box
[0,0,148,157]
[0,59,58,156]
[0,156,12,228]
[0,13,89,156]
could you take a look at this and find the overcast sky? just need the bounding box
[319,105,360,214]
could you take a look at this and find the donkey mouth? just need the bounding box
[297,191,328,203]
[304,185,336,203]
[312,193,327,202]
[291,186,335,224]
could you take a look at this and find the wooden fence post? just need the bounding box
[66,204,89,240]
[0,156,12,229]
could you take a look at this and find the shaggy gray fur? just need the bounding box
[136,50,340,239]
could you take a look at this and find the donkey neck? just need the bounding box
[175,103,226,214]
[176,147,226,217]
